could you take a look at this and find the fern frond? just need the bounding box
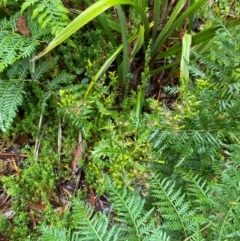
[142,228,170,241]
[0,14,16,30]
[187,224,207,241]
[6,58,29,79]
[150,175,197,237]
[0,14,39,72]
[149,130,169,150]
[210,161,240,240]
[0,58,31,131]
[48,73,75,91]
[182,173,212,213]
[0,79,25,131]
[106,180,160,241]
[21,0,69,35]
[39,179,171,241]
[0,32,38,72]
[31,61,52,80]
[39,227,71,241]
[71,200,122,241]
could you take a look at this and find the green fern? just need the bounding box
[70,200,122,241]
[0,79,24,131]
[0,58,30,131]
[149,24,240,176]
[0,55,75,132]
[0,14,39,72]
[39,179,170,241]
[150,175,198,238]
[182,173,212,213]
[209,147,240,240]
[39,227,71,241]
[21,0,69,35]
[107,181,158,241]
[187,224,206,241]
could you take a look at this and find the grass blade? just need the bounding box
[117,6,128,90]
[180,33,191,91]
[152,0,161,40]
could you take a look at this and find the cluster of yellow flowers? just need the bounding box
[59,89,78,107]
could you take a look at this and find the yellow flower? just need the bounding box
[215,3,221,16]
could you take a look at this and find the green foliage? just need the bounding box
[38,23,240,240]
[31,0,222,96]
[0,14,39,72]
[39,227,71,241]
[71,202,122,241]
[0,3,72,132]
[145,22,240,240]
[40,179,170,241]
[151,176,195,236]
[0,215,10,236]
[2,1,240,241]
[1,135,68,240]
[148,24,240,173]
[2,150,56,203]
[38,151,240,240]
[0,77,25,132]
[57,66,159,191]
[0,40,74,132]
[60,28,113,76]
[106,180,162,241]
[21,0,69,35]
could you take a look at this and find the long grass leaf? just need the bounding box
[117,6,128,89]
[153,25,219,61]
[130,25,144,58]
[85,0,117,47]
[152,0,161,40]
[68,8,121,32]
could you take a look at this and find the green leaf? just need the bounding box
[130,25,145,58]
[180,33,192,91]
[117,6,128,89]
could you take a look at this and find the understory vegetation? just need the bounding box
[1,0,240,240]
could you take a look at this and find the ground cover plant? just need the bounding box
[1,0,240,240]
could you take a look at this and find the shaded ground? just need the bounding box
[0,137,113,240]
